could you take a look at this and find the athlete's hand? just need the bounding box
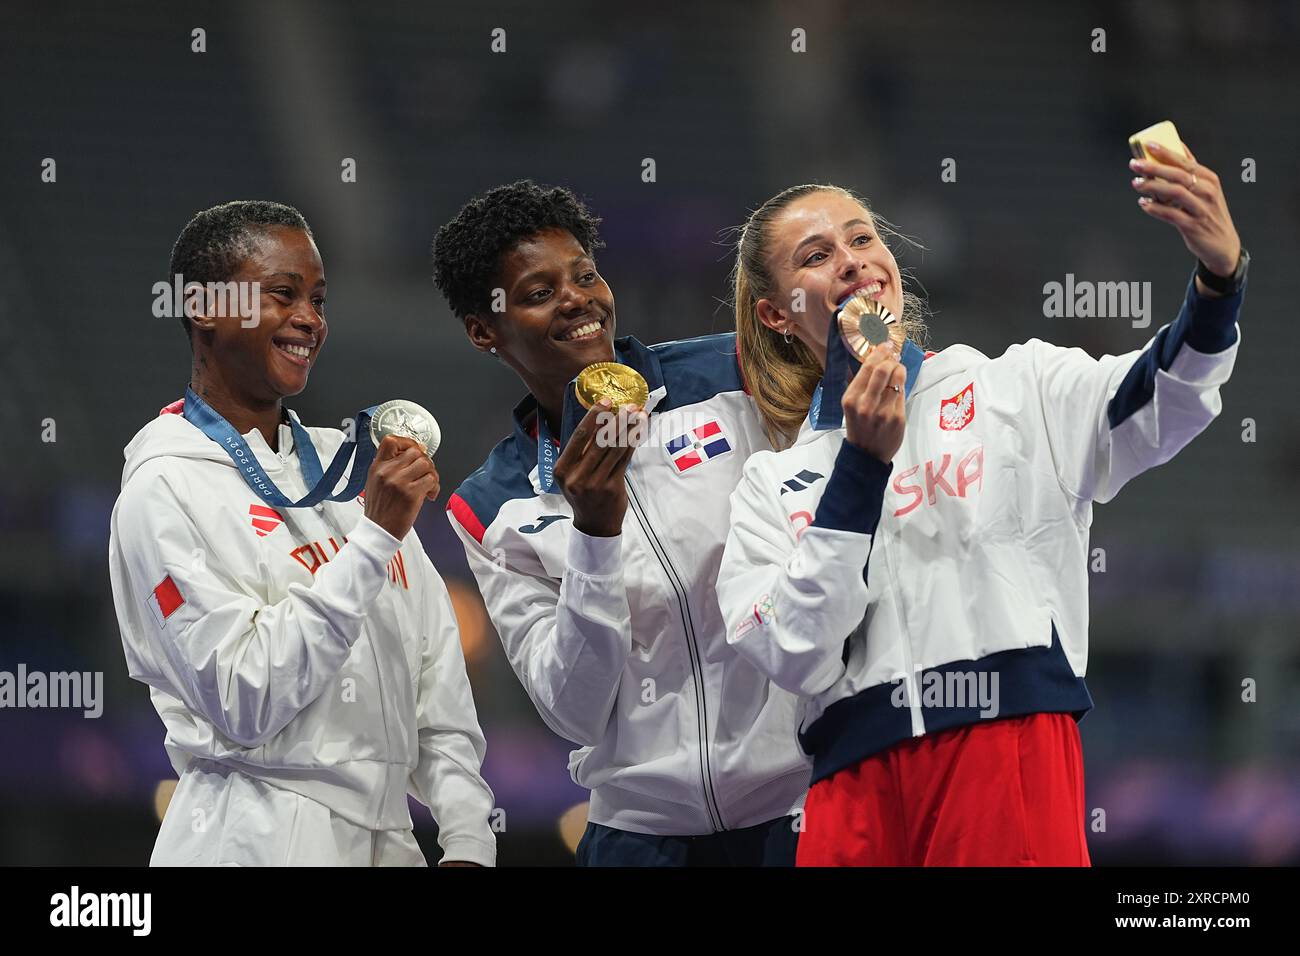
[554,400,646,538]
[1130,140,1242,293]
[363,435,440,540]
[842,341,907,463]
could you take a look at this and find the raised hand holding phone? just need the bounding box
[1128,120,1243,286]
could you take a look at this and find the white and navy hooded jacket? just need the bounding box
[447,334,811,836]
[717,273,1243,787]
[108,403,497,865]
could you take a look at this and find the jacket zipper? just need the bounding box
[287,456,396,758]
[879,525,925,737]
[624,474,726,832]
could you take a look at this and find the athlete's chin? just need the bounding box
[268,344,316,395]
[269,370,310,399]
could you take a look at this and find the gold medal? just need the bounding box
[575,362,650,410]
[836,289,905,361]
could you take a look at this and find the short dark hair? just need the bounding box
[432,180,604,320]
[169,200,313,337]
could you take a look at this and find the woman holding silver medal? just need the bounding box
[717,127,1246,865]
[108,201,496,866]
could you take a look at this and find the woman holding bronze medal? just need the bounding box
[109,201,496,866]
[435,181,811,865]
[717,128,1247,866]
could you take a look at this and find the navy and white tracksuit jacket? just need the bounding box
[717,272,1244,787]
[447,334,811,835]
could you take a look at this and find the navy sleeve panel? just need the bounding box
[1180,270,1244,355]
[812,441,894,535]
[1107,270,1244,430]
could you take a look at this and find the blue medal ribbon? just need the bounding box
[182,387,380,508]
[810,325,927,430]
[537,416,560,495]
[535,381,590,494]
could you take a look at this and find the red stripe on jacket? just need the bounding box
[447,493,487,544]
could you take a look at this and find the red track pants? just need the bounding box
[797,712,1091,866]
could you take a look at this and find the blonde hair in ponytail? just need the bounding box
[732,184,929,448]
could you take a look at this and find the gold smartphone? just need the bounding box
[1128,120,1187,161]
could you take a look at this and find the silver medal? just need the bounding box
[369,400,441,458]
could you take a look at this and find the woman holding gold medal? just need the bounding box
[435,181,811,865]
[717,127,1247,865]
[109,201,496,866]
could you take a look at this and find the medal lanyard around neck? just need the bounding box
[535,380,592,494]
[809,337,927,430]
[181,387,379,508]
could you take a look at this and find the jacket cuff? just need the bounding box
[813,441,894,535]
[438,836,497,868]
[347,515,404,564]
[1181,268,1244,354]
[567,527,623,576]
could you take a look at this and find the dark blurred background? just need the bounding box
[1,0,1297,865]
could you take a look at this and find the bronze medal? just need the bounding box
[836,289,904,361]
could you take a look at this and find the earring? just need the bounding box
[490,347,497,354]
[782,328,793,344]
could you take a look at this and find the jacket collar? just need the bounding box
[510,335,667,493]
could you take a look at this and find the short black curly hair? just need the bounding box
[432,180,604,320]
[169,200,313,339]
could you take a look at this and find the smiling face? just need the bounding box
[755,190,903,365]
[464,226,616,408]
[193,225,327,403]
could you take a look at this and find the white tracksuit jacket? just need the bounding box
[717,273,1244,786]
[108,403,496,866]
[447,334,811,836]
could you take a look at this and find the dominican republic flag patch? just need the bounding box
[666,421,732,473]
[147,574,185,628]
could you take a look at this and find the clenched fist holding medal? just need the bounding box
[836,288,908,464]
[364,400,443,541]
[553,363,650,537]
